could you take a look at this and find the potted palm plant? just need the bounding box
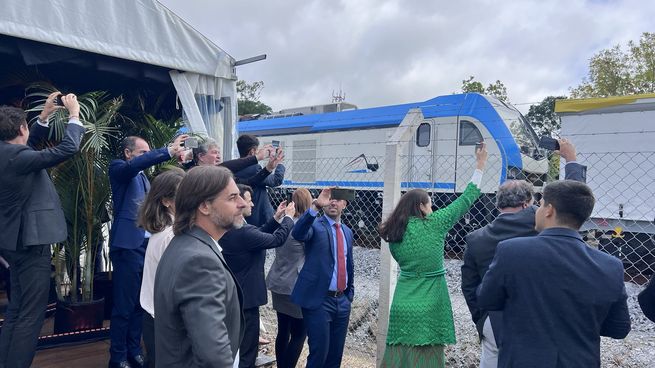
[28,88,121,333]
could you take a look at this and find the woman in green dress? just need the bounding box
[379,144,487,367]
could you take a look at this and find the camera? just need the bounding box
[182,137,199,149]
[55,93,64,106]
[538,136,560,151]
[271,140,280,157]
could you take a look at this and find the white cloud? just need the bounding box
[159,0,655,110]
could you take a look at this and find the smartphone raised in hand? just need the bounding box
[183,137,199,149]
[271,140,280,157]
[538,136,560,151]
[55,93,65,106]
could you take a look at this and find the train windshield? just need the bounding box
[490,98,542,157]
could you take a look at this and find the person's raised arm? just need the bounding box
[15,94,84,173]
[436,143,487,227]
[557,138,587,182]
[291,188,330,242]
[110,134,187,182]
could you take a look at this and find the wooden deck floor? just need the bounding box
[32,341,110,368]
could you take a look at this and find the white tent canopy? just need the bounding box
[0,0,237,153]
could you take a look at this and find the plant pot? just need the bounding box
[93,271,113,320]
[54,297,105,334]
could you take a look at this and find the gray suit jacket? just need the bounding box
[266,223,305,295]
[154,226,244,368]
[0,122,84,251]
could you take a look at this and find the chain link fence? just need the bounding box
[258,146,655,367]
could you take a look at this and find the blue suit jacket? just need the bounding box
[234,162,285,227]
[291,210,354,309]
[461,162,588,344]
[109,147,170,249]
[478,227,631,368]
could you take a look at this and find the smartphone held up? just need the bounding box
[538,136,560,151]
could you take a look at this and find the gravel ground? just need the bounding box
[262,247,655,367]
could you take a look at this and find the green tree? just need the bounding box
[525,95,567,137]
[461,76,509,102]
[570,32,655,98]
[237,80,272,115]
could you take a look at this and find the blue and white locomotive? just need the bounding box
[238,93,549,247]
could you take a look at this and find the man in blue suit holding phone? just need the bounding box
[292,187,355,368]
[108,134,187,368]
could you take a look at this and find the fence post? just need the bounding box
[376,109,424,367]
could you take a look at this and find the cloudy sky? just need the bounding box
[159,0,654,111]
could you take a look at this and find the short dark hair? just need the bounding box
[496,180,534,209]
[378,189,431,243]
[120,136,141,159]
[137,168,185,233]
[0,105,27,141]
[236,134,259,157]
[237,184,253,198]
[173,166,234,235]
[542,180,595,229]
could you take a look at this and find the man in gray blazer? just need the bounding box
[154,166,247,367]
[462,139,586,368]
[0,93,83,368]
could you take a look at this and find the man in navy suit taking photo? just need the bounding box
[108,133,187,368]
[478,180,631,367]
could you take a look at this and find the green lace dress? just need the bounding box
[382,183,482,368]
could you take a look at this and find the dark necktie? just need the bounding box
[334,223,346,291]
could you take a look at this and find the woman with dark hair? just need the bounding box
[137,168,185,368]
[265,188,313,368]
[379,144,488,368]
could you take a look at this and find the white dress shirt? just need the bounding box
[140,226,175,317]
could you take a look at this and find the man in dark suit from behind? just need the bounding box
[233,134,285,226]
[0,93,84,368]
[108,133,187,368]
[461,138,586,368]
[477,180,631,367]
[291,188,355,368]
[220,184,295,368]
[154,166,246,367]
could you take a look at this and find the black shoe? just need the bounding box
[108,361,132,368]
[128,354,146,368]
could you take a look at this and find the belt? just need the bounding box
[326,290,345,297]
[399,268,446,279]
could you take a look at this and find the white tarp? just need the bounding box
[0,0,234,79]
[0,0,238,151]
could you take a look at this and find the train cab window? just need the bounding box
[416,123,431,147]
[459,120,483,146]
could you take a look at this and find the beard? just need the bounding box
[209,208,243,231]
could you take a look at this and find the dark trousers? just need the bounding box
[109,244,146,363]
[0,245,51,368]
[239,307,260,368]
[275,312,307,368]
[302,295,351,368]
[142,313,155,368]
